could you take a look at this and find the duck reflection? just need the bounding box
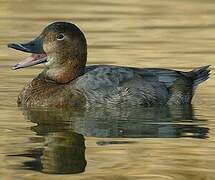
[55,105,207,139]
[11,105,208,174]
[10,129,86,174]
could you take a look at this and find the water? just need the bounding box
[0,0,215,179]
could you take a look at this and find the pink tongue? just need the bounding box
[12,53,47,70]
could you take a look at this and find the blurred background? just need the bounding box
[0,0,215,179]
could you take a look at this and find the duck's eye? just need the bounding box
[56,33,65,40]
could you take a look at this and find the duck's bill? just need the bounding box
[8,36,47,70]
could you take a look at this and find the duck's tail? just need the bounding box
[188,65,211,88]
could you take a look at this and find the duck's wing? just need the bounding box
[76,66,182,105]
[84,65,190,89]
[77,65,209,105]
[87,65,187,81]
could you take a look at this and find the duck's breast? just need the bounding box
[18,77,85,107]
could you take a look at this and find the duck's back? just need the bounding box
[74,65,210,106]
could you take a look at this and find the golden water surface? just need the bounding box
[0,0,215,179]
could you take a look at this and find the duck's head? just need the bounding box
[8,22,87,83]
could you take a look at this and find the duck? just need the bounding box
[8,21,210,108]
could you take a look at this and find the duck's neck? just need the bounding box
[41,55,86,84]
